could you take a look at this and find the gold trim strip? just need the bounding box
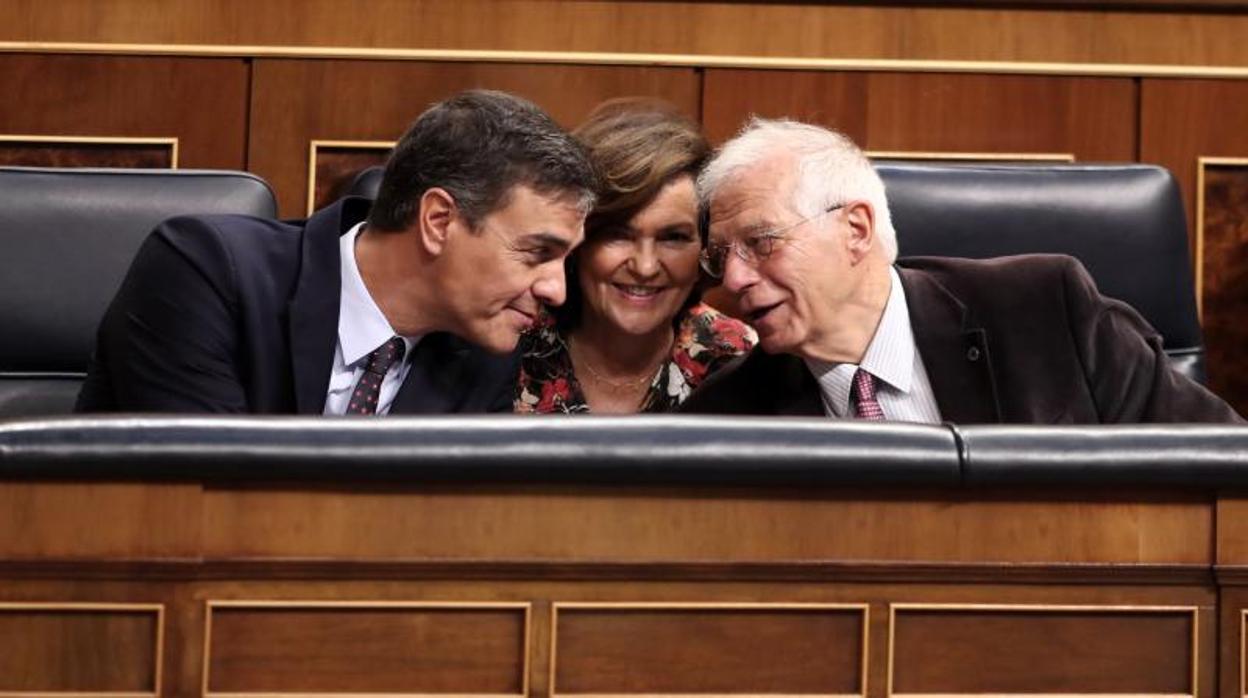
[868,151,1076,162]
[0,603,164,698]
[1195,156,1248,323]
[202,600,530,698]
[886,603,1199,698]
[550,602,869,698]
[5,41,1248,80]
[0,134,179,168]
[306,139,394,215]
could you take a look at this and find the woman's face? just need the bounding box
[577,174,702,337]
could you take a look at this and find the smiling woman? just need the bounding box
[514,99,757,414]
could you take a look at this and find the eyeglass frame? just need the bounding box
[699,202,847,279]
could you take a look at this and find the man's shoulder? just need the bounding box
[898,253,1081,286]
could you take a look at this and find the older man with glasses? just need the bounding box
[682,118,1242,424]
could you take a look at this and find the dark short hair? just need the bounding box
[554,98,710,331]
[367,89,597,232]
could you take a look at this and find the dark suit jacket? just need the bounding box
[681,255,1243,423]
[76,197,518,414]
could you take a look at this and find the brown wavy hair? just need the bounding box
[553,98,711,330]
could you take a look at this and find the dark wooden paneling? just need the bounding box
[206,605,526,693]
[1200,163,1248,417]
[1141,79,1248,416]
[248,59,700,216]
[5,1,1248,67]
[0,607,158,692]
[0,141,174,168]
[892,607,1194,694]
[311,144,391,213]
[0,54,247,169]
[553,606,863,694]
[702,70,1137,161]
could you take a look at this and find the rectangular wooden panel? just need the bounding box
[0,603,161,694]
[890,604,1196,695]
[249,59,700,216]
[702,70,1136,161]
[0,136,176,168]
[308,140,392,213]
[204,601,528,695]
[0,54,247,169]
[0,483,201,559]
[1197,159,1248,417]
[552,603,865,695]
[203,485,1210,565]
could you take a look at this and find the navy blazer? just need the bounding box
[77,197,518,414]
[681,255,1243,424]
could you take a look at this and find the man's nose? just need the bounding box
[721,249,757,294]
[533,266,567,307]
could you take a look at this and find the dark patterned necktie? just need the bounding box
[345,337,406,415]
[851,368,886,421]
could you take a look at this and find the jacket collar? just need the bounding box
[289,197,372,414]
[897,263,1002,423]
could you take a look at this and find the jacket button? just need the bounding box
[966,346,981,361]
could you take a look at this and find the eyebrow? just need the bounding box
[518,232,574,251]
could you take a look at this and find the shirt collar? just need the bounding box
[804,267,915,416]
[338,222,415,366]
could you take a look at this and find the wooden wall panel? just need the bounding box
[5,1,1248,68]
[890,605,1196,695]
[702,70,1136,160]
[204,602,527,694]
[202,485,1210,564]
[248,59,700,216]
[0,604,160,693]
[0,54,247,169]
[1141,79,1248,416]
[0,483,201,559]
[552,604,865,695]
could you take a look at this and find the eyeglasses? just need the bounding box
[699,203,846,279]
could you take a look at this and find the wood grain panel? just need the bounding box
[5,1,1248,68]
[1197,160,1248,416]
[248,59,699,216]
[309,141,392,213]
[0,604,160,693]
[552,603,864,695]
[0,54,246,169]
[890,604,1196,695]
[204,602,527,695]
[0,138,175,168]
[0,483,201,559]
[1141,80,1248,415]
[702,70,1136,161]
[203,485,1210,564]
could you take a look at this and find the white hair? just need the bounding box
[697,117,898,262]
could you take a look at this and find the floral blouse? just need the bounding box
[514,302,757,414]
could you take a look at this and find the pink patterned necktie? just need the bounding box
[346,337,406,415]
[851,368,886,421]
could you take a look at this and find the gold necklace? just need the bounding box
[568,336,665,390]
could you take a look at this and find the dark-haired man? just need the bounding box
[77,90,597,414]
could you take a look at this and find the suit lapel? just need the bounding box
[288,198,372,414]
[768,353,826,416]
[391,333,475,414]
[898,265,1002,423]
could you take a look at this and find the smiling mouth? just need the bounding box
[614,283,665,298]
[747,302,782,323]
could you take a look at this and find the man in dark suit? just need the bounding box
[682,118,1241,423]
[77,90,597,414]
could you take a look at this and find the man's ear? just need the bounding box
[417,187,457,256]
[843,200,877,264]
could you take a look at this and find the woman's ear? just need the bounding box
[417,187,457,256]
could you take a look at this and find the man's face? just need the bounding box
[707,157,864,359]
[439,185,586,353]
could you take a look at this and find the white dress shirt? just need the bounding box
[805,267,942,423]
[322,222,421,415]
